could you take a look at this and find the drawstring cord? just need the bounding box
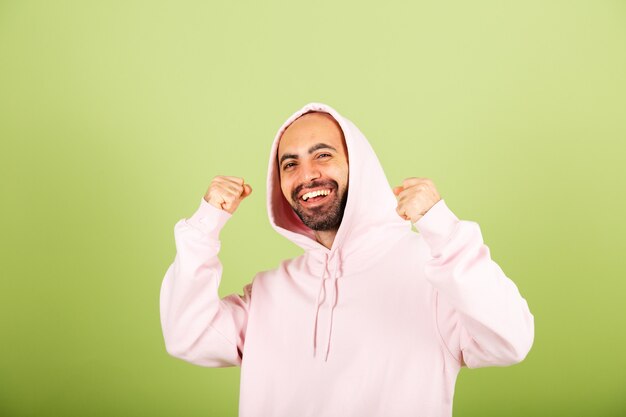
[324,260,340,361]
[312,251,341,362]
[312,257,327,357]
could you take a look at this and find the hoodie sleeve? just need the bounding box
[414,199,534,368]
[159,198,251,367]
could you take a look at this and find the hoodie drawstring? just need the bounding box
[312,264,326,357]
[324,261,340,361]
[312,251,341,362]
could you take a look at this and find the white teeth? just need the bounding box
[302,189,330,201]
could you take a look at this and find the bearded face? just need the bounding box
[277,112,350,233]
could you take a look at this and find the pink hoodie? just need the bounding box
[160,103,534,417]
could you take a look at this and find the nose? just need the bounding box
[301,163,321,182]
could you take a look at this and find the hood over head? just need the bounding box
[267,102,408,255]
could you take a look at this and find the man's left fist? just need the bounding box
[392,177,442,223]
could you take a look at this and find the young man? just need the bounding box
[160,103,534,417]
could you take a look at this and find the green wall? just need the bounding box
[1,1,625,416]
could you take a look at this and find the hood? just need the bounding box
[267,102,408,253]
[266,102,410,361]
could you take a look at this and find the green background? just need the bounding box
[1,0,625,416]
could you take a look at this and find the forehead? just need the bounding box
[278,112,345,155]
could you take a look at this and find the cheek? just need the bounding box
[334,166,349,186]
[280,180,292,202]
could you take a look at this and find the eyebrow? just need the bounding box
[278,143,338,166]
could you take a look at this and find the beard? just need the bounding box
[290,179,348,231]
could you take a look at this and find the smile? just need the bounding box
[301,189,331,201]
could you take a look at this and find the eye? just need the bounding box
[283,162,297,170]
[317,153,332,159]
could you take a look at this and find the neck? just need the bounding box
[314,229,338,250]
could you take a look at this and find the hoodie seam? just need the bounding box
[209,321,237,349]
[429,221,463,258]
[432,288,462,366]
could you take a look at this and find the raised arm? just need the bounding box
[160,177,253,367]
[415,199,534,368]
[394,177,534,368]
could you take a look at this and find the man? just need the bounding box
[160,103,534,417]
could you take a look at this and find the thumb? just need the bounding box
[392,186,403,196]
[242,184,253,198]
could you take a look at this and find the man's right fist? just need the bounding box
[204,176,253,214]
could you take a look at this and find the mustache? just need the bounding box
[291,179,338,202]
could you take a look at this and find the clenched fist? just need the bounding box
[204,176,253,214]
[393,177,441,223]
